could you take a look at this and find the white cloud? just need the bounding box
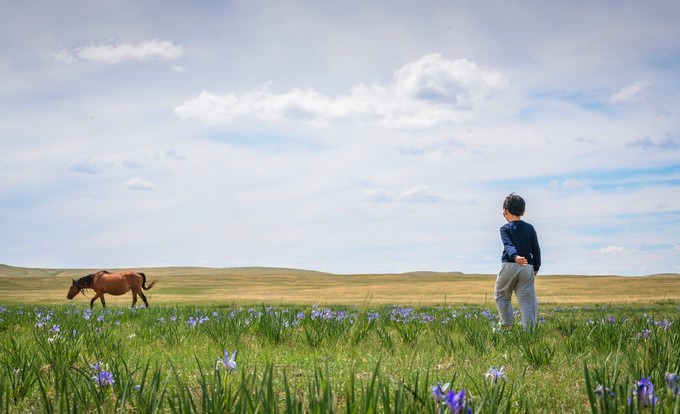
[70,159,114,175]
[172,64,185,73]
[561,178,591,190]
[364,185,444,203]
[626,134,680,151]
[398,185,444,202]
[174,53,506,129]
[363,189,395,203]
[548,178,591,190]
[610,80,651,104]
[54,40,183,64]
[123,177,155,191]
[597,246,634,255]
[52,48,76,64]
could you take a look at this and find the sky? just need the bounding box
[1,0,679,275]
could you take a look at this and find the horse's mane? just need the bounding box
[76,274,94,289]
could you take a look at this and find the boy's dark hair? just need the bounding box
[503,193,525,216]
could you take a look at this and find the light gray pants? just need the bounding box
[495,262,537,328]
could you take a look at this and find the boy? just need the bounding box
[495,193,541,328]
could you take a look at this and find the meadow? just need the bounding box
[0,266,679,412]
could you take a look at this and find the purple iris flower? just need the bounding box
[90,362,102,373]
[170,315,177,322]
[485,366,507,383]
[608,316,615,323]
[444,389,471,414]
[658,320,673,331]
[94,370,115,387]
[187,317,197,328]
[51,325,60,335]
[216,350,237,371]
[296,312,305,320]
[90,361,114,386]
[595,384,615,399]
[631,376,658,407]
[666,373,679,396]
[97,315,105,323]
[431,381,450,403]
[638,329,650,340]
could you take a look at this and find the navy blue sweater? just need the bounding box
[500,220,541,272]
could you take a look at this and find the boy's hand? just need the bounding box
[514,255,528,266]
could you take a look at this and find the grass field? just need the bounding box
[0,265,679,412]
[1,264,679,306]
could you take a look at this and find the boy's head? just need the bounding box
[503,193,525,217]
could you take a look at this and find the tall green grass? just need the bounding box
[0,303,677,412]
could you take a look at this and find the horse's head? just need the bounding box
[67,279,81,299]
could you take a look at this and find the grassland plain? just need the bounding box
[1,264,679,305]
[0,265,679,413]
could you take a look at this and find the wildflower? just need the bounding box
[485,366,507,384]
[608,316,615,323]
[595,384,615,399]
[296,311,305,320]
[431,381,450,403]
[216,350,237,371]
[658,320,673,331]
[0,305,5,313]
[159,317,165,323]
[72,330,77,337]
[51,325,60,335]
[539,317,546,324]
[637,329,650,340]
[170,315,177,322]
[90,362,102,373]
[199,316,209,324]
[187,317,197,328]
[367,312,380,323]
[444,388,471,414]
[94,370,115,387]
[97,315,105,323]
[630,376,658,407]
[90,361,114,386]
[666,373,679,396]
[212,311,218,317]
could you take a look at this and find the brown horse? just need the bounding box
[67,270,157,308]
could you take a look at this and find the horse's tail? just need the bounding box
[140,272,157,290]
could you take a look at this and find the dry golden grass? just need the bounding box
[0,264,678,306]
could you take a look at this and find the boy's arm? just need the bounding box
[532,226,541,273]
[500,226,528,265]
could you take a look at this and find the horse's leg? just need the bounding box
[139,291,149,308]
[100,294,106,308]
[90,293,100,309]
[131,291,138,307]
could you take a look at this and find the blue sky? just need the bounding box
[1,0,679,275]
